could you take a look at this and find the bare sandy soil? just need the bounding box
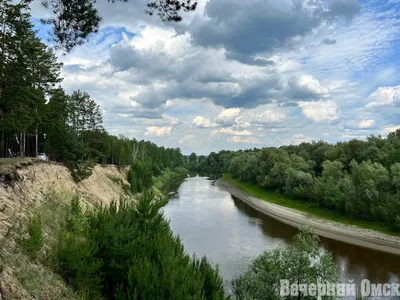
[0,160,129,299]
[216,178,400,256]
[0,161,129,236]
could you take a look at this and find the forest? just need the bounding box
[191,131,400,232]
[0,0,188,181]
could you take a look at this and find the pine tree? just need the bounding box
[0,0,62,157]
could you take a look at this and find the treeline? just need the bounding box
[193,131,400,231]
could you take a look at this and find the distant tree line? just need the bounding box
[193,132,400,231]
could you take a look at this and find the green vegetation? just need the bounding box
[0,1,189,183]
[53,191,228,299]
[153,167,189,190]
[194,133,400,233]
[224,174,399,235]
[233,228,337,300]
[128,160,154,193]
[0,190,80,299]
[22,215,44,260]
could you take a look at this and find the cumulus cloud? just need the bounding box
[192,116,218,128]
[190,0,360,61]
[298,100,339,122]
[29,0,400,153]
[381,125,400,135]
[215,108,241,126]
[252,109,287,125]
[358,119,376,129]
[344,119,377,130]
[287,74,329,100]
[366,86,400,109]
[145,126,172,136]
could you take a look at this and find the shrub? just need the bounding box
[68,160,95,182]
[23,215,43,259]
[128,160,153,193]
[394,215,400,232]
[53,192,229,299]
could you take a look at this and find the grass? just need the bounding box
[0,189,79,300]
[0,157,35,172]
[107,174,123,185]
[223,174,400,236]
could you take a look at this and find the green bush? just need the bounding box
[23,215,44,259]
[128,160,153,193]
[65,196,83,233]
[53,192,228,299]
[394,215,400,232]
[68,160,95,182]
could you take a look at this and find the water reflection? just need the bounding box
[163,176,400,292]
[231,195,298,242]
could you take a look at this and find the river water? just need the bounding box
[162,176,400,293]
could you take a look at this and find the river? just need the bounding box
[161,176,400,293]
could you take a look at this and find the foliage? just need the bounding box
[68,160,95,182]
[35,0,196,52]
[153,167,189,190]
[199,132,400,232]
[232,228,338,300]
[0,0,62,157]
[22,215,44,259]
[128,160,153,193]
[52,192,229,299]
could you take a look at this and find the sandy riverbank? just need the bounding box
[216,178,400,255]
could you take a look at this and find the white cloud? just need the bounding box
[282,134,311,145]
[192,116,218,128]
[145,126,172,136]
[253,109,287,124]
[358,119,376,129]
[227,136,262,144]
[381,125,400,135]
[366,86,400,109]
[287,74,329,100]
[298,100,339,122]
[215,108,241,126]
[29,0,400,153]
[179,135,197,144]
[211,128,253,137]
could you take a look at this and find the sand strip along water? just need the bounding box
[216,178,400,256]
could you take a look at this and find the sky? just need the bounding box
[29,0,400,154]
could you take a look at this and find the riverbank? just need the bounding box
[216,178,400,255]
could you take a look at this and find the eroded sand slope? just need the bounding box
[0,160,129,299]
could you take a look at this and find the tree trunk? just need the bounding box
[23,132,26,157]
[19,132,22,157]
[35,125,38,157]
[0,132,4,158]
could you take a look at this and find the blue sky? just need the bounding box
[30,0,400,154]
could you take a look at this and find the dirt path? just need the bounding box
[216,178,400,255]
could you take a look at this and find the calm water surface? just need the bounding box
[162,176,400,291]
